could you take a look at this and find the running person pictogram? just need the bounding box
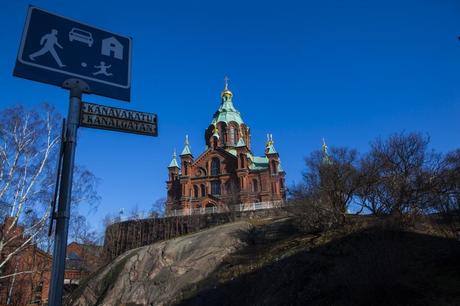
[29,29,66,67]
[93,61,113,76]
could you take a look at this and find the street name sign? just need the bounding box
[14,6,132,101]
[80,102,158,136]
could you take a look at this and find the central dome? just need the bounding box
[211,80,244,125]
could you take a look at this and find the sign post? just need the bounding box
[12,6,155,306]
[48,79,88,306]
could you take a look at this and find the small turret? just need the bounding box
[236,129,246,148]
[265,134,279,176]
[210,126,220,149]
[265,134,278,156]
[236,130,248,170]
[168,150,180,181]
[181,135,192,156]
[322,138,332,165]
[180,135,193,176]
[168,149,180,169]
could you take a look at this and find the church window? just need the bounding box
[211,181,221,195]
[252,179,258,192]
[229,128,235,145]
[194,185,199,198]
[201,184,206,197]
[240,154,245,168]
[211,158,220,176]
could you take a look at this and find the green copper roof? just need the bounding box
[168,150,180,168]
[211,85,244,126]
[181,145,192,156]
[180,135,192,156]
[227,148,237,156]
[265,134,278,155]
[247,153,269,171]
[267,144,277,155]
[236,136,246,147]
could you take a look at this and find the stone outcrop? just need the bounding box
[67,221,253,306]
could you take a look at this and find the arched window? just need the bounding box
[201,184,206,197]
[252,179,258,192]
[229,127,235,145]
[211,181,221,195]
[211,158,220,176]
[239,154,245,168]
[193,185,199,198]
[220,126,226,141]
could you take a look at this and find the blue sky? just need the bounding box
[1,0,459,231]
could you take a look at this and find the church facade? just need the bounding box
[166,80,286,211]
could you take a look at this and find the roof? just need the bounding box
[266,143,277,155]
[236,136,246,147]
[247,153,269,171]
[211,84,244,126]
[180,135,192,156]
[168,151,180,168]
[227,148,237,156]
[181,145,192,156]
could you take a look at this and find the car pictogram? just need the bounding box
[69,28,93,47]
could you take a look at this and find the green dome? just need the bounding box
[211,82,244,126]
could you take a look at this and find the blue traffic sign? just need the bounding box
[14,6,132,101]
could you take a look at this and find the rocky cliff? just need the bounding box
[67,221,253,306]
[68,215,460,306]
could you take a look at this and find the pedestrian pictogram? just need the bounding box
[14,6,132,101]
[29,29,66,67]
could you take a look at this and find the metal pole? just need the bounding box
[48,79,88,306]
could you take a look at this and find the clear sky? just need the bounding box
[1,0,459,231]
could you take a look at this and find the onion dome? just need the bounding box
[211,76,244,126]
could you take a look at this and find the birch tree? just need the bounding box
[0,104,99,281]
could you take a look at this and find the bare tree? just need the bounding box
[358,132,438,216]
[150,197,166,218]
[128,203,145,220]
[432,149,460,215]
[69,214,98,245]
[302,147,360,214]
[0,104,99,281]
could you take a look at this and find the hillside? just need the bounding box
[67,214,460,306]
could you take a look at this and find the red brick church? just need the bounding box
[166,79,286,211]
